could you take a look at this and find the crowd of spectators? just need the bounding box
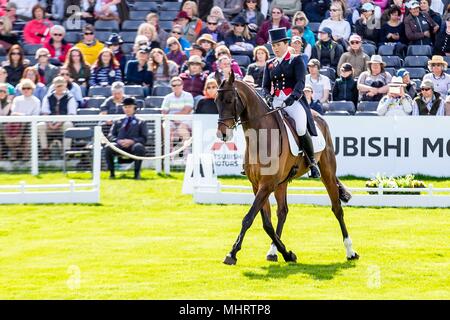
[0,0,450,162]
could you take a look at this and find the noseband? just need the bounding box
[217,87,246,130]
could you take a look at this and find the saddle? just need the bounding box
[280,109,301,152]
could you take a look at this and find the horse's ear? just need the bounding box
[215,71,222,86]
[228,70,235,84]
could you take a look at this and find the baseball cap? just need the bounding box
[420,79,434,88]
[409,1,420,9]
[340,63,353,72]
[318,27,332,36]
[396,68,410,78]
[362,3,375,11]
[291,36,302,44]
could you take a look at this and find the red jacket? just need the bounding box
[23,19,54,45]
[44,39,72,64]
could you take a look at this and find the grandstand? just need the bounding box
[0,0,449,171]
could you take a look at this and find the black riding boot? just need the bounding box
[299,132,321,178]
[134,160,142,180]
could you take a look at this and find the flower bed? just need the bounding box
[365,175,426,195]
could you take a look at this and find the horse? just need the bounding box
[215,71,359,265]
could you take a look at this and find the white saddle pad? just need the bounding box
[283,118,326,157]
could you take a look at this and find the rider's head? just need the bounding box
[269,27,290,58]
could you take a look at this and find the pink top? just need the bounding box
[23,19,54,45]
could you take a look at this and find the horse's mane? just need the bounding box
[234,80,271,113]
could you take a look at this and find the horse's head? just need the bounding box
[215,71,244,141]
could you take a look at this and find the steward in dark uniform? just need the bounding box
[262,27,320,178]
[104,97,148,180]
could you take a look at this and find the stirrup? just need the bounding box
[308,161,321,179]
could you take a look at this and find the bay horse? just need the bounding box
[215,72,359,265]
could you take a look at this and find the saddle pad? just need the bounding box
[282,118,326,157]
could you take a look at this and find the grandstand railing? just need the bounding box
[0,115,193,175]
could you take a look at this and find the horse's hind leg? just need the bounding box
[318,161,359,261]
[224,187,272,265]
[260,198,296,263]
[266,183,289,262]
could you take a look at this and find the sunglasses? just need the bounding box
[206,86,217,89]
[421,88,432,91]
[247,0,257,3]
[11,52,21,55]
[272,11,281,14]
[53,33,63,36]
[84,32,94,35]
[218,52,227,55]
[171,83,182,87]
[0,90,6,93]
[207,22,218,25]
[22,87,32,90]
[60,73,70,76]
[350,41,361,45]
[38,55,48,58]
[168,42,177,46]
[171,31,182,35]
[234,24,245,27]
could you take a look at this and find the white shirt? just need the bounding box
[41,91,77,115]
[305,74,331,102]
[422,73,450,98]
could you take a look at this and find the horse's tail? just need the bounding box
[313,113,352,203]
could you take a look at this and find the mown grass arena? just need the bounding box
[0,171,449,299]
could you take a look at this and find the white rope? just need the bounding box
[100,131,193,161]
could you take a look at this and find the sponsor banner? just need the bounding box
[193,115,450,177]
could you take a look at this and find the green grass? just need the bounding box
[0,171,449,299]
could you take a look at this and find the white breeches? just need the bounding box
[273,93,307,136]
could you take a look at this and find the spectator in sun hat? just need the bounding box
[333,62,358,107]
[311,26,344,71]
[377,76,413,116]
[337,34,370,78]
[396,68,417,98]
[196,33,217,72]
[422,55,450,98]
[179,55,209,105]
[181,44,208,73]
[412,79,445,115]
[357,54,392,101]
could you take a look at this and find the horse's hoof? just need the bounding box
[223,255,237,265]
[266,254,278,262]
[347,252,360,261]
[283,251,297,263]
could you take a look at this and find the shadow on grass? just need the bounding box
[243,261,356,281]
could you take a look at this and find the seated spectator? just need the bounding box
[211,45,244,78]
[38,77,77,160]
[303,84,324,114]
[3,2,19,24]
[240,0,265,31]
[213,0,243,20]
[44,25,72,66]
[422,56,450,98]
[0,66,16,97]
[133,35,150,57]
[337,34,370,78]
[180,56,209,105]
[195,79,219,114]
[166,37,188,70]
[288,12,316,47]
[75,24,105,66]
[124,46,154,97]
[352,0,382,26]
[199,15,226,44]
[305,59,332,104]
[434,16,450,56]
[319,1,351,47]
[291,34,311,62]
[64,47,91,94]
[377,76,413,116]
[49,0,65,22]
[197,34,218,73]
[89,48,122,87]
[146,12,169,49]
[270,0,302,17]
[105,33,127,75]
[182,1,204,43]
[303,0,331,23]
[412,79,445,115]
[209,6,232,36]
[311,27,344,71]
[0,16,19,50]
[209,55,243,82]
[225,15,256,55]
[15,67,47,102]
[256,6,291,45]
[172,11,196,44]
[357,54,392,101]
[5,80,40,160]
[246,46,270,87]
[94,0,120,23]
[167,24,191,56]
[2,45,29,87]
[396,68,417,98]
[355,2,380,45]
[46,67,83,107]
[0,82,11,159]
[23,4,53,45]
[149,48,180,87]
[419,0,441,38]
[100,81,126,115]
[333,63,358,106]
[161,76,194,149]
[34,48,59,86]
[104,97,148,180]
[404,1,438,45]
[445,95,450,115]
[70,0,96,25]
[379,5,407,58]
[181,44,207,73]
[137,23,161,52]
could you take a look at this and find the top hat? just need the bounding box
[231,15,247,26]
[123,97,137,106]
[105,33,124,45]
[268,27,289,44]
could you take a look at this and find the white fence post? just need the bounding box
[93,126,102,190]
[154,117,162,173]
[164,117,171,175]
[31,120,39,176]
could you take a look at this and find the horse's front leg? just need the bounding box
[267,183,289,262]
[223,186,272,265]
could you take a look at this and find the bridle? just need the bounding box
[217,86,246,130]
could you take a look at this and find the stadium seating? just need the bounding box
[145,96,164,108]
[384,67,397,76]
[159,11,178,22]
[308,22,320,33]
[77,108,101,115]
[62,127,94,173]
[407,45,432,57]
[404,67,427,79]
[152,86,172,96]
[129,11,149,20]
[159,21,173,31]
[89,86,112,97]
[319,67,336,82]
[95,31,112,43]
[233,55,251,68]
[404,56,429,68]
[382,56,403,68]
[120,32,138,43]
[327,101,356,114]
[133,2,159,11]
[378,45,395,56]
[355,111,378,116]
[122,20,143,31]
[161,2,182,11]
[64,31,80,44]
[362,43,376,57]
[324,110,351,116]
[357,101,379,112]
[94,20,120,32]
[137,108,161,114]
[23,44,42,55]
[124,85,145,98]
[85,97,106,109]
